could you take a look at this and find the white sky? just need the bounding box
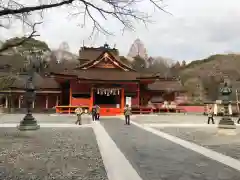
[1,0,240,61]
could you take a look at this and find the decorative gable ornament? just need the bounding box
[104,53,108,58]
[113,61,119,66]
[76,46,135,71]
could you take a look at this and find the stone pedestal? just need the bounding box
[218,116,236,129]
[218,116,236,135]
[17,113,40,131]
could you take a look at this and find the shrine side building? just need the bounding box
[51,44,184,115]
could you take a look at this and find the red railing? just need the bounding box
[55,105,201,115]
[55,106,89,114]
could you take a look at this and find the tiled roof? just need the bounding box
[0,55,26,71]
[150,96,164,103]
[45,59,79,73]
[52,68,141,81]
[78,46,120,62]
[50,67,179,83]
[147,80,184,91]
[9,72,60,89]
[76,49,134,71]
[0,72,19,89]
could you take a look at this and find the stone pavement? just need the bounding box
[101,118,240,180]
[158,127,240,160]
[1,114,240,180]
[131,114,237,124]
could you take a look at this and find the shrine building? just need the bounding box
[0,44,184,115]
[51,44,184,115]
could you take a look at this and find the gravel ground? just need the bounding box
[101,118,240,180]
[0,127,107,180]
[158,127,240,160]
[0,114,92,124]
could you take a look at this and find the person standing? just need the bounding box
[96,105,100,120]
[75,106,83,125]
[92,105,97,121]
[124,104,131,125]
[207,107,215,124]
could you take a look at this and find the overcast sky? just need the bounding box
[2,0,240,61]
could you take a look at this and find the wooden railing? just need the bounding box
[55,105,186,114]
[55,106,89,114]
[131,106,186,114]
[131,106,153,114]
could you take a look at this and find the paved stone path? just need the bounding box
[93,121,142,180]
[132,114,240,125]
[158,127,240,160]
[101,118,240,180]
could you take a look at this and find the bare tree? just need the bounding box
[0,0,167,53]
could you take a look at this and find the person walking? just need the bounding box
[75,106,83,125]
[91,105,97,121]
[96,105,100,120]
[207,107,215,124]
[124,104,131,125]
[237,117,240,124]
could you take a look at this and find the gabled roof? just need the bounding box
[78,46,119,62]
[76,50,135,72]
[8,72,60,89]
[51,68,140,81]
[0,55,26,71]
[147,79,184,91]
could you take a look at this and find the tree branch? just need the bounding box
[0,0,75,16]
[0,22,41,54]
[0,0,168,52]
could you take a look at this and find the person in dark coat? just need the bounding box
[96,105,100,120]
[92,105,97,121]
[124,104,131,125]
[207,107,215,124]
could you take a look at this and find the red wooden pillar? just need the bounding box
[174,91,178,101]
[137,83,140,107]
[69,81,72,106]
[56,95,59,106]
[121,88,125,113]
[45,94,49,109]
[90,87,94,111]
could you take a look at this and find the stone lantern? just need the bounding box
[218,82,236,129]
[17,50,42,131]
